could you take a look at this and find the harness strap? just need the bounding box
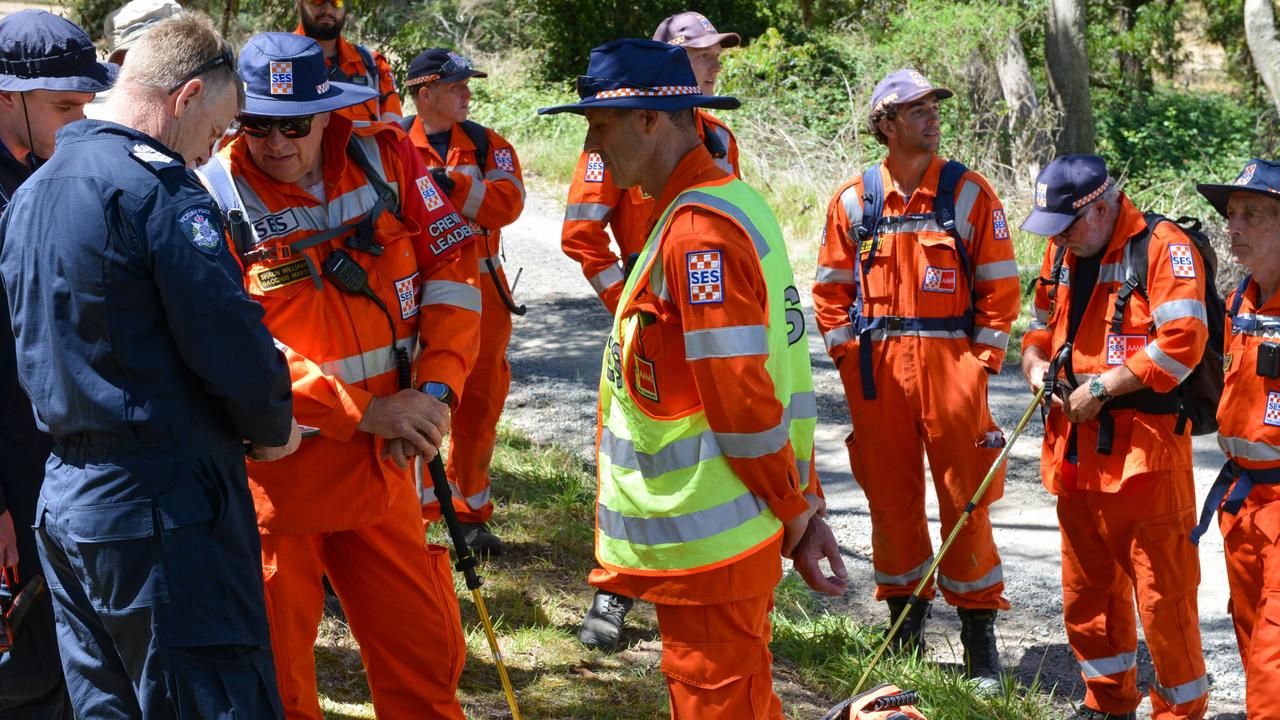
[1191,460,1280,545]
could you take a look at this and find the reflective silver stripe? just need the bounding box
[1219,435,1280,462]
[565,202,612,222]
[597,492,768,545]
[875,555,934,586]
[790,390,818,419]
[881,218,944,235]
[447,164,483,182]
[684,325,769,360]
[589,264,625,295]
[867,328,970,341]
[421,280,481,312]
[1151,298,1208,329]
[462,175,486,217]
[824,326,857,349]
[1154,674,1209,704]
[1079,652,1137,678]
[952,179,981,242]
[938,564,1003,594]
[973,326,1010,351]
[974,259,1020,282]
[840,186,863,228]
[1099,263,1127,284]
[816,265,856,284]
[796,459,811,483]
[479,253,502,272]
[460,485,492,511]
[484,168,526,201]
[715,421,789,459]
[1145,339,1193,382]
[1027,319,1049,333]
[674,191,770,258]
[1034,306,1050,324]
[319,336,417,384]
[235,173,380,238]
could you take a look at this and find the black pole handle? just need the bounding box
[425,455,483,590]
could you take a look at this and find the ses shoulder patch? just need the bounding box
[493,147,515,172]
[180,206,222,255]
[992,209,1010,240]
[416,176,445,211]
[584,153,605,183]
[686,250,723,304]
[1266,390,1280,427]
[1168,243,1197,279]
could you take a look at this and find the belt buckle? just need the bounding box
[884,316,905,332]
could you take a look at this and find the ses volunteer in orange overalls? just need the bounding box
[294,0,401,123]
[561,11,740,314]
[812,68,1019,687]
[200,34,480,719]
[1020,155,1208,720]
[540,39,848,718]
[1192,159,1280,719]
[400,48,525,554]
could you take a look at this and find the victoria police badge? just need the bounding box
[181,207,222,255]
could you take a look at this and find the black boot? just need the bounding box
[885,596,929,654]
[957,608,1001,695]
[577,590,634,652]
[1069,705,1137,720]
[458,522,504,557]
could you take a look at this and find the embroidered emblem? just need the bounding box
[1266,390,1280,427]
[1237,163,1258,185]
[859,238,874,255]
[1105,334,1148,366]
[252,257,310,292]
[908,69,929,87]
[922,266,957,293]
[395,272,420,320]
[686,250,723,304]
[180,206,221,255]
[270,61,293,95]
[1036,182,1048,208]
[634,355,659,402]
[670,34,688,45]
[992,209,1010,240]
[696,14,714,31]
[416,176,444,211]
[584,153,605,183]
[494,147,515,172]
[1168,243,1197,279]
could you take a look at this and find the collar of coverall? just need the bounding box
[647,144,724,232]
[1090,192,1147,260]
[408,118,481,162]
[873,155,946,204]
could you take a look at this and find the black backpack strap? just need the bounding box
[459,120,490,171]
[934,159,977,312]
[351,42,387,102]
[346,135,400,218]
[851,165,884,400]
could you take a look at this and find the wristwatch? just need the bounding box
[1088,376,1112,403]
[421,381,454,408]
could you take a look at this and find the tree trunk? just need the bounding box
[1045,0,1096,154]
[997,29,1054,182]
[1246,0,1280,112]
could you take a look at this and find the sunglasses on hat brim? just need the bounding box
[304,0,344,8]
[236,115,316,139]
[406,54,476,87]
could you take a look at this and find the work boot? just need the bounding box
[577,590,634,652]
[884,596,929,655]
[1069,706,1137,720]
[459,522,504,557]
[957,608,1002,695]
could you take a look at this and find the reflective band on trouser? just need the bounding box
[565,202,613,222]
[596,179,815,574]
[420,280,482,312]
[938,564,1003,594]
[589,264,624,295]
[874,555,935,586]
[417,475,490,511]
[1079,652,1137,679]
[319,336,417,384]
[1155,674,1209,705]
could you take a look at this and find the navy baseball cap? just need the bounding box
[0,10,116,93]
[1020,154,1113,237]
[239,32,375,117]
[405,49,486,89]
[653,11,740,49]
[538,38,739,115]
[870,68,952,116]
[1196,158,1280,219]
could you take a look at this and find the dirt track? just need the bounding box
[497,185,1245,719]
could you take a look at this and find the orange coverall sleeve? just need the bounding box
[561,151,628,313]
[388,136,481,397]
[959,175,1021,371]
[1021,243,1058,358]
[1123,223,1208,392]
[373,50,403,121]
[446,128,525,230]
[274,339,373,441]
[812,180,860,366]
[663,207,813,522]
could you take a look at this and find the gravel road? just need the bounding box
[498,182,1245,719]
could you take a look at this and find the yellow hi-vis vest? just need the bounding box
[596,177,817,575]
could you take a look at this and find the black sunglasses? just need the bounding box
[167,50,235,95]
[236,115,316,139]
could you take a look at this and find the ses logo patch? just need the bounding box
[270,61,293,95]
[416,176,445,211]
[493,148,515,172]
[584,153,605,183]
[1266,391,1280,427]
[992,209,1010,240]
[687,250,723,304]
[1168,243,1197,279]
[1105,334,1148,366]
[395,272,420,320]
[922,266,956,293]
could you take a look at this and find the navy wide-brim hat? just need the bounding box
[537,38,739,115]
[1196,158,1280,219]
[0,10,116,93]
[240,32,376,118]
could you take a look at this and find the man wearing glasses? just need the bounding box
[402,48,524,556]
[1019,155,1209,719]
[201,32,480,719]
[0,12,300,718]
[294,0,401,124]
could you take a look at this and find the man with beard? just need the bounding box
[294,0,401,124]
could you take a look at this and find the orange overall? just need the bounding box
[408,116,525,524]
[589,145,818,719]
[293,28,402,124]
[1023,196,1208,718]
[1212,277,1280,719]
[561,109,738,313]
[812,156,1020,609]
[222,117,480,720]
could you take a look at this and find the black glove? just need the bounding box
[430,167,456,195]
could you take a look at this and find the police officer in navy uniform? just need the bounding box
[0,11,114,718]
[0,12,300,718]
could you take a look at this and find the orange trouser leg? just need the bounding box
[655,592,783,720]
[1058,471,1207,719]
[261,533,327,720]
[432,274,513,524]
[1221,492,1280,719]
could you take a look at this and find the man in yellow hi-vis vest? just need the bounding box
[540,38,848,718]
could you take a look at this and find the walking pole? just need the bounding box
[425,455,524,719]
[849,381,1047,697]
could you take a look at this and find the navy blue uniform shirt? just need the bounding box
[0,121,292,459]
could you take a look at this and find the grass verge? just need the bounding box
[315,425,1066,719]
